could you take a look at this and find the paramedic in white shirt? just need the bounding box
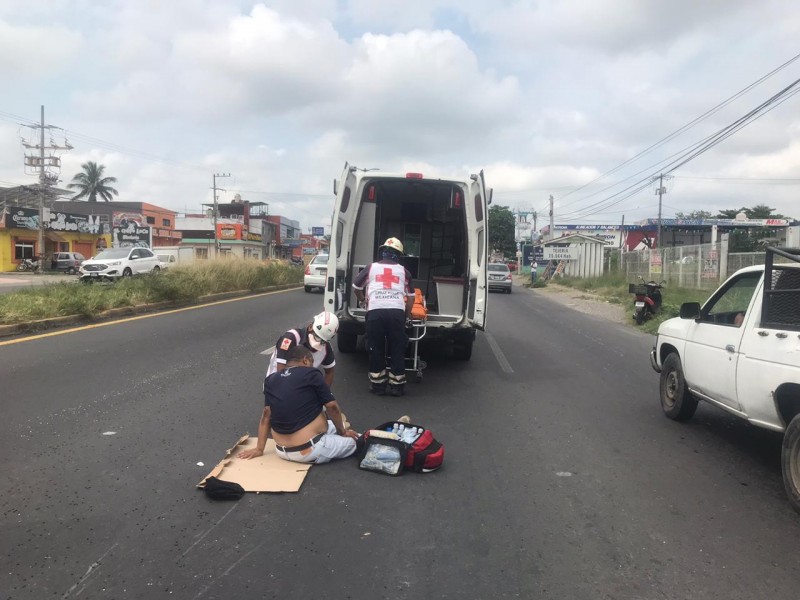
[352,237,414,397]
[265,311,339,388]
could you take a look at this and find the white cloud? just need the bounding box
[1,0,799,230]
[0,19,83,76]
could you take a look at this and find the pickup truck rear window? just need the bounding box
[764,269,800,329]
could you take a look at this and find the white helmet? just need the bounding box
[380,237,404,254]
[311,311,339,342]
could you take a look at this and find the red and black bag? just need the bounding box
[359,421,444,474]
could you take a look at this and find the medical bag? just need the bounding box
[358,421,444,475]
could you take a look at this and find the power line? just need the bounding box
[554,51,800,209]
[556,77,800,222]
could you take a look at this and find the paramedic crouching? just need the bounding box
[352,237,415,397]
[238,346,359,464]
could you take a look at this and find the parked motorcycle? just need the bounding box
[16,258,41,272]
[629,277,665,325]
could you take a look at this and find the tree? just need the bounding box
[675,210,712,219]
[67,162,119,202]
[488,205,517,258]
[716,205,789,220]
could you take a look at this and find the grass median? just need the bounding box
[0,260,303,325]
[553,272,713,333]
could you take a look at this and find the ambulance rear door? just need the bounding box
[466,170,489,330]
[325,163,358,313]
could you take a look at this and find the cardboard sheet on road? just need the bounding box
[197,434,312,493]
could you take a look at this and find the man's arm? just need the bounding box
[238,406,272,459]
[404,267,414,318]
[324,399,359,439]
[352,265,370,306]
[323,365,335,388]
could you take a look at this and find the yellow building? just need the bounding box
[0,206,111,272]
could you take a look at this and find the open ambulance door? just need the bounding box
[326,163,358,314]
[467,170,489,330]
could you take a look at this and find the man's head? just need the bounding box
[287,346,313,367]
[379,237,404,262]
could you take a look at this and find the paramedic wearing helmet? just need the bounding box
[352,237,415,396]
[266,311,339,388]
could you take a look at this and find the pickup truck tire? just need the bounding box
[337,331,357,354]
[660,353,698,421]
[782,414,800,514]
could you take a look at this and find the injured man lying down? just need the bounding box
[238,346,360,464]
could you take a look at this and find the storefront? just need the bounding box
[0,206,112,271]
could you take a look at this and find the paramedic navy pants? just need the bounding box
[366,309,408,377]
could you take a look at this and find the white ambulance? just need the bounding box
[323,164,491,360]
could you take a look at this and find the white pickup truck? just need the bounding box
[650,247,800,513]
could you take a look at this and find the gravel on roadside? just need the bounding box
[512,275,629,325]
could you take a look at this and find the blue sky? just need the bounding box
[1,0,799,233]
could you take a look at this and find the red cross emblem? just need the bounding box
[375,267,399,289]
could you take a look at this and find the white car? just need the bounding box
[157,254,177,270]
[304,254,328,292]
[79,247,161,281]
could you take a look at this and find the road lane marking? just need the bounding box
[61,542,118,599]
[484,331,514,374]
[0,288,297,346]
[261,345,275,355]
[182,502,239,557]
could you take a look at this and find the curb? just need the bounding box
[0,283,302,339]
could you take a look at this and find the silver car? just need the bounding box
[487,262,512,294]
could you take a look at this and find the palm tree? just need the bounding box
[67,161,119,202]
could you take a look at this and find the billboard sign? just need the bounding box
[543,246,578,261]
[312,227,325,236]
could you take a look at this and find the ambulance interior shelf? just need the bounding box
[348,179,468,315]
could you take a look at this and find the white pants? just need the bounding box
[275,421,356,464]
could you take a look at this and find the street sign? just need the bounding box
[543,246,578,261]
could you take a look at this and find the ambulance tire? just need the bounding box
[453,339,473,361]
[338,332,357,354]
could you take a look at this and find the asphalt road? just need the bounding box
[0,272,78,294]
[1,284,798,599]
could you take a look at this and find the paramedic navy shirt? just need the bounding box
[264,366,335,434]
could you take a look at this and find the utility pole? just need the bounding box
[211,172,230,258]
[548,195,554,241]
[21,105,72,273]
[619,214,625,272]
[655,174,668,261]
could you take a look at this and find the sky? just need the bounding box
[1,0,799,235]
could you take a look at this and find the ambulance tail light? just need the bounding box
[405,172,424,179]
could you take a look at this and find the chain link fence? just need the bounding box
[611,243,791,290]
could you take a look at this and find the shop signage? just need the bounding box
[246,232,263,242]
[5,206,108,234]
[543,246,578,261]
[113,223,151,247]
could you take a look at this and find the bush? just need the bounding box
[0,259,303,324]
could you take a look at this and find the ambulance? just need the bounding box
[323,164,491,360]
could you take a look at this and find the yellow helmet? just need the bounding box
[380,237,404,254]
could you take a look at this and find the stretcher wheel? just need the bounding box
[415,371,423,383]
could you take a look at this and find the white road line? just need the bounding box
[260,346,275,355]
[484,331,514,374]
